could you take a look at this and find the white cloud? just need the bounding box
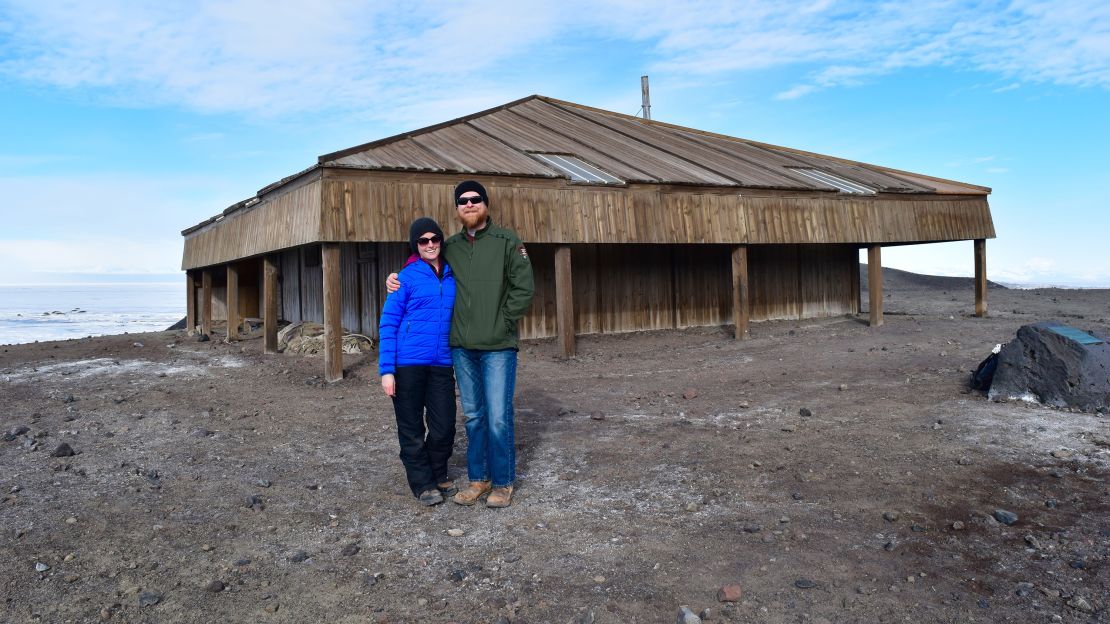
[1,0,1106,120]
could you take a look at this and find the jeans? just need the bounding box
[451,348,517,488]
[390,365,457,497]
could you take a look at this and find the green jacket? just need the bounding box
[443,220,534,350]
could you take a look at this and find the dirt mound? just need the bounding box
[861,264,1007,291]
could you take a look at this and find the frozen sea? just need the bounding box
[0,283,184,345]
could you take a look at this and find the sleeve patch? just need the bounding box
[517,244,528,259]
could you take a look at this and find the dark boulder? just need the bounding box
[988,321,1110,413]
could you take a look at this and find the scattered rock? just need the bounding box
[341,543,360,557]
[957,457,973,465]
[197,334,210,343]
[590,411,605,421]
[741,523,762,533]
[52,442,76,457]
[794,578,817,589]
[205,580,225,593]
[447,528,465,537]
[1067,595,1094,613]
[4,425,30,441]
[244,495,264,511]
[676,605,702,624]
[138,592,162,607]
[798,407,812,418]
[992,509,1019,526]
[35,562,50,572]
[683,388,698,400]
[838,384,848,391]
[717,583,743,601]
[952,521,965,530]
[882,511,899,522]
[287,550,309,563]
[190,428,213,438]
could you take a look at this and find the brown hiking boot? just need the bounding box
[485,486,514,508]
[452,480,491,506]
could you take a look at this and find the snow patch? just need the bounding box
[3,355,246,383]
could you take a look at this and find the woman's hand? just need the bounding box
[381,374,396,397]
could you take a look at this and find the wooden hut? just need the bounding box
[181,95,994,381]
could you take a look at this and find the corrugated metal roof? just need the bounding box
[319,95,990,195]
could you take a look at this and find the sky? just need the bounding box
[1,0,1108,287]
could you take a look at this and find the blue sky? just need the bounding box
[1,0,1108,286]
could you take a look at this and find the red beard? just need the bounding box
[458,206,488,230]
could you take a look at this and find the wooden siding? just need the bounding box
[184,172,994,270]
[313,173,994,248]
[182,179,322,269]
[261,241,857,346]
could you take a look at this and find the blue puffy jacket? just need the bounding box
[378,257,455,375]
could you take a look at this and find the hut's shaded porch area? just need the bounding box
[185,239,989,382]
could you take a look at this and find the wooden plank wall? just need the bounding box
[310,172,994,248]
[280,249,301,323]
[299,246,324,325]
[262,240,858,343]
[182,179,323,269]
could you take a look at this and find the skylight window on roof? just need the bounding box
[791,168,875,195]
[533,153,622,184]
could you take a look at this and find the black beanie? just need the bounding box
[453,180,489,206]
[409,217,445,253]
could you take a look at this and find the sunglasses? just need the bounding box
[416,235,442,246]
[456,196,484,206]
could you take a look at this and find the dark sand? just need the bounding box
[2,272,1107,623]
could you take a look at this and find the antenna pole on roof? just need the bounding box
[640,75,651,121]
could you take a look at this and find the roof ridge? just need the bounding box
[318,94,543,164]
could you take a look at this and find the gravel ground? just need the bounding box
[1,277,1108,623]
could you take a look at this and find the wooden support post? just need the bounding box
[322,243,343,382]
[201,269,213,337]
[974,238,987,317]
[867,245,883,327]
[731,245,750,340]
[226,263,240,342]
[185,272,197,335]
[264,255,279,354]
[554,245,575,357]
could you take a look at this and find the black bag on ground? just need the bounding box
[970,352,999,391]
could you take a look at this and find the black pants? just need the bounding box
[391,365,456,497]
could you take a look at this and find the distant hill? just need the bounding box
[860,264,1007,291]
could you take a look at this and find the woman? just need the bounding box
[378,217,457,506]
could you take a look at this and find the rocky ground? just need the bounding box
[1,273,1108,624]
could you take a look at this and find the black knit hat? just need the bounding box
[453,180,489,206]
[409,217,445,253]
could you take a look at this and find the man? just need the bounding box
[387,180,534,508]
